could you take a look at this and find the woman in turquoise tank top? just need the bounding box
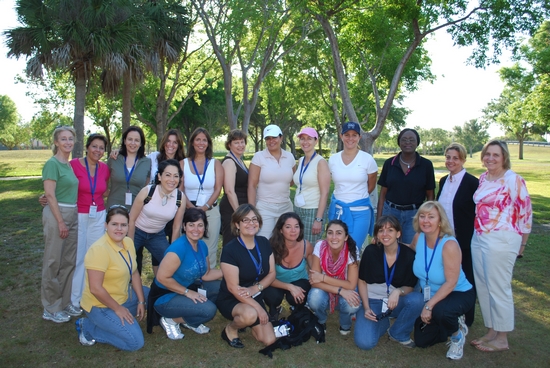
[263,213,313,321]
[410,201,475,360]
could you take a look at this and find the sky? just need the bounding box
[0,0,508,138]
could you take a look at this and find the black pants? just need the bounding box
[414,288,476,348]
[262,279,311,317]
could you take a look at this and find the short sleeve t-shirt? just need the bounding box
[70,158,110,213]
[329,150,378,204]
[359,243,418,299]
[251,149,295,203]
[81,233,137,311]
[42,156,79,204]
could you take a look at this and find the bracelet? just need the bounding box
[184,288,189,295]
[521,243,527,247]
[205,203,212,210]
[338,286,342,295]
[400,288,405,295]
[137,301,146,305]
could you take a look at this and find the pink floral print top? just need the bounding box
[473,170,532,235]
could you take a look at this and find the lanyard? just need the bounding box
[84,157,98,205]
[424,236,441,286]
[118,249,133,285]
[191,241,205,284]
[229,151,248,174]
[298,152,316,192]
[238,236,262,281]
[192,159,209,191]
[384,246,400,296]
[124,156,137,191]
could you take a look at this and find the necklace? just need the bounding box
[158,187,172,206]
[399,155,415,169]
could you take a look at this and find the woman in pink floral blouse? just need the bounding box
[470,140,532,353]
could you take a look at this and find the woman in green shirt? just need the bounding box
[41,126,80,323]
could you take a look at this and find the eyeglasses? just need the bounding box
[376,308,393,321]
[241,217,259,224]
[108,204,129,213]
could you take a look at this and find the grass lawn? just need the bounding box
[0,147,549,367]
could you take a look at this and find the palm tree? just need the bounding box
[4,0,142,157]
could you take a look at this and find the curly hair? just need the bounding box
[231,204,263,236]
[159,129,185,162]
[154,159,183,187]
[269,212,305,265]
[182,207,209,239]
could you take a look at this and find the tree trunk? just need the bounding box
[72,74,86,158]
[122,70,132,132]
[519,138,524,160]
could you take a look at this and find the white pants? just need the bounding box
[205,205,221,269]
[71,210,106,306]
[471,230,521,332]
[255,200,293,239]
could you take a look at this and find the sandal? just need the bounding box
[475,341,509,352]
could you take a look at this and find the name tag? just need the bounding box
[125,192,133,206]
[381,297,389,313]
[196,191,208,207]
[198,288,207,297]
[89,205,98,218]
[294,193,306,207]
[423,285,431,302]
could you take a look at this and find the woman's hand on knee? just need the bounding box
[115,306,134,325]
[289,285,305,304]
[341,289,361,308]
[255,306,269,325]
[364,307,377,322]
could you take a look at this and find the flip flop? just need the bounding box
[470,337,490,346]
[475,341,509,352]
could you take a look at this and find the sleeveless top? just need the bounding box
[135,185,179,233]
[275,240,308,283]
[183,158,216,202]
[412,234,472,298]
[221,156,248,205]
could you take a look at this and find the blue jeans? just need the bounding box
[154,280,220,328]
[134,227,170,274]
[83,286,150,351]
[354,292,424,350]
[348,209,372,251]
[307,287,361,329]
[381,203,418,244]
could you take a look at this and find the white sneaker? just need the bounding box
[43,309,71,323]
[182,323,210,334]
[446,332,465,360]
[160,317,184,340]
[458,315,468,337]
[64,304,83,317]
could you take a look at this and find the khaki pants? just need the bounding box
[41,205,78,313]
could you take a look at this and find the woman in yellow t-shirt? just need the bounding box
[76,205,148,351]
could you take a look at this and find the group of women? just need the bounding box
[40,124,531,358]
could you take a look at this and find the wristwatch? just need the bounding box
[256,282,264,291]
[424,304,432,311]
[315,217,323,222]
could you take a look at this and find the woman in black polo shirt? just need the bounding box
[377,128,435,244]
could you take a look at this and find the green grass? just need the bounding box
[1,148,549,366]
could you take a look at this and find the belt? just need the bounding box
[385,200,421,211]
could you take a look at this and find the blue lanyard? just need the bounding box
[298,152,316,192]
[424,236,441,286]
[123,156,137,191]
[84,157,98,205]
[191,241,206,284]
[192,159,209,191]
[118,249,133,284]
[238,236,262,281]
[384,246,400,296]
[229,151,248,174]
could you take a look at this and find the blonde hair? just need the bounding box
[445,142,467,161]
[413,201,454,238]
[481,140,511,170]
[52,126,76,154]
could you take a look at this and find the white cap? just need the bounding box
[263,125,283,139]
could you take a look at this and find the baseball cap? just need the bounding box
[263,125,283,139]
[341,122,361,134]
[297,127,318,139]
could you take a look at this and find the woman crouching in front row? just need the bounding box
[354,215,424,350]
[216,204,277,348]
[76,205,149,351]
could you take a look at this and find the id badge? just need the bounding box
[125,192,133,205]
[294,193,306,207]
[423,285,431,302]
[89,205,98,218]
[381,298,389,313]
[251,291,261,298]
[198,288,207,297]
[196,191,207,207]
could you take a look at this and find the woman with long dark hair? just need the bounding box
[307,219,361,336]
[263,212,313,320]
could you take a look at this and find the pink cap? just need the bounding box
[297,127,318,139]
